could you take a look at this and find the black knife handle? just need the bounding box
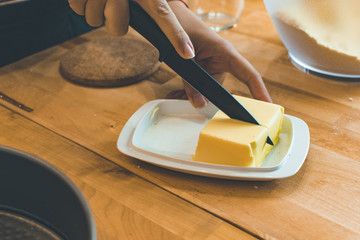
[128,0,175,62]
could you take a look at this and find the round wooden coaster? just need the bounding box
[59,38,160,87]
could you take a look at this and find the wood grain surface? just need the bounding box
[0,0,359,239]
[0,106,256,240]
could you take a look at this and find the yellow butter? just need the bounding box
[192,95,284,167]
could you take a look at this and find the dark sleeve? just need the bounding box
[0,0,98,67]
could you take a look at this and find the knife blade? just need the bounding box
[128,0,273,145]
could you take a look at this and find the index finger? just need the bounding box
[135,0,195,59]
[229,51,272,103]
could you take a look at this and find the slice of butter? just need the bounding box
[192,95,284,167]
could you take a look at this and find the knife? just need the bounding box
[128,0,273,145]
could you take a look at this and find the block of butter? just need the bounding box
[192,95,284,167]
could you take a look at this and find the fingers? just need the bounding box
[68,0,129,36]
[182,73,225,108]
[183,80,207,108]
[104,0,129,36]
[229,51,272,103]
[68,0,194,57]
[85,0,106,27]
[68,0,87,15]
[137,0,195,59]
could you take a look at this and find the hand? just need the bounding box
[167,1,272,108]
[67,0,195,59]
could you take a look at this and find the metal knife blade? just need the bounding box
[128,0,273,145]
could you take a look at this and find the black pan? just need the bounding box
[0,145,96,240]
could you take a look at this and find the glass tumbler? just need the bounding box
[187,0,245,32]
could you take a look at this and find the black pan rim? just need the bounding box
[0,145,97,240]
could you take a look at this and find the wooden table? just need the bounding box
[1,1,359,239]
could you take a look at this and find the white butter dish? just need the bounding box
[117,100,310,180]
